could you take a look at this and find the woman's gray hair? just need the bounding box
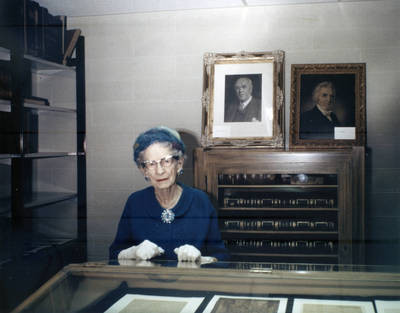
[133,126,185,167]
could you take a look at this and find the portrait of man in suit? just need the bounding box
[299,75,354,139]
[224,75,262,123]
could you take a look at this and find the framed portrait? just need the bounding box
[201,51,285,148]
[290,63,366,149]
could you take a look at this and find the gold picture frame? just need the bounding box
[201,51,285,148]
[290,63,366,149]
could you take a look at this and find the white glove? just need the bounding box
[117,245,137,260]
[118,259,157,267]
[135,240,164,260]
[177,261,200,269]
[118,240,164,260]
[174,244,201,262]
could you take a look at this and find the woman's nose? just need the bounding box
[155,162,165,174]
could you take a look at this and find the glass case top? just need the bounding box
[11,260,400,313]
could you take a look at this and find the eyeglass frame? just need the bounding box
[140,154,180,171]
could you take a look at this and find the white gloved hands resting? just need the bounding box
[174,244,201,262]
[118,240,164,260]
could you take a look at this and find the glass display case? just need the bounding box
[10,261,400,313]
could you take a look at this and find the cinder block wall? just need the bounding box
[69,1,400,264]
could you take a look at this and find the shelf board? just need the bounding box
[0,234,77,264]
[24,191,77,209]
[14,152,83,159]
[0,154,15,160]
[218,184,338,188]
[221,230,338,235]
[22,238,76,258]
[25,54,75,72]
[1,99,76,113]
[230,252,339,258]
[0,47,10,60]
[219,207,339,211]
[0,99,11,112]
[24,103,76,114]
[1,152,84,159]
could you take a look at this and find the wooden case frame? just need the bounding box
[201,51,285,148]
[12,261,400,313]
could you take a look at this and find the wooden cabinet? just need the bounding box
[194,147,365,264]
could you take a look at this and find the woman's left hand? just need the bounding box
[174,244,201,262]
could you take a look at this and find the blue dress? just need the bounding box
[109,184,229,261]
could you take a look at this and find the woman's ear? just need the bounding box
[138,165,146,176]
[139,166,150,181]
[178,156,184,167]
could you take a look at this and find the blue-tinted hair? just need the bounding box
[133,126,186,167]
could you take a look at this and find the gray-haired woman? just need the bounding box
[109,126,229,263]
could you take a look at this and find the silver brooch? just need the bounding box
[161,209,175,223]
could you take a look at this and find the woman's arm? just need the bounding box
[109,200,136,260]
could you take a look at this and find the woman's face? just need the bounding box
[140,142,182,191]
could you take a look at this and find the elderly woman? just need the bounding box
[109,126,229,263]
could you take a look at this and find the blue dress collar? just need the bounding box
[146,183,192,220]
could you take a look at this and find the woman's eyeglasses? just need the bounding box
[141,155,179,171]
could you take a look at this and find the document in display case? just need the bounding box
[292,299,375,313]
[375,300,400,313]
[104,294,205,313]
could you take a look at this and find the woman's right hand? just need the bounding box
[118,239,164,260]
[135,240,165,260]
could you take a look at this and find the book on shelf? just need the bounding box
[23,0,40,56]
[60,15,67,57]
[223,219,336,231]
[224,239,336,253]
[1,0,68,63]
[23,108,39,153]
[0,59,33,101]
[43,12,65,63]
[28,0,51,58]
[62,28,81,65]
[37,5,48,57]
[223,196,336,208]
[0,61,12,100]
[233,262,335,272]
[0,0,29,50]
[0,110,38,154]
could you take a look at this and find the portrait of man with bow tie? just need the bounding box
[299,78,355,140]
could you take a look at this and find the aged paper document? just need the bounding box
[292,299,375,313]
[202,295,287,313]
[104,294,204,313]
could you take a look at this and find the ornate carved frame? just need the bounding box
[201,51,285,148]
[290,63,366,149]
